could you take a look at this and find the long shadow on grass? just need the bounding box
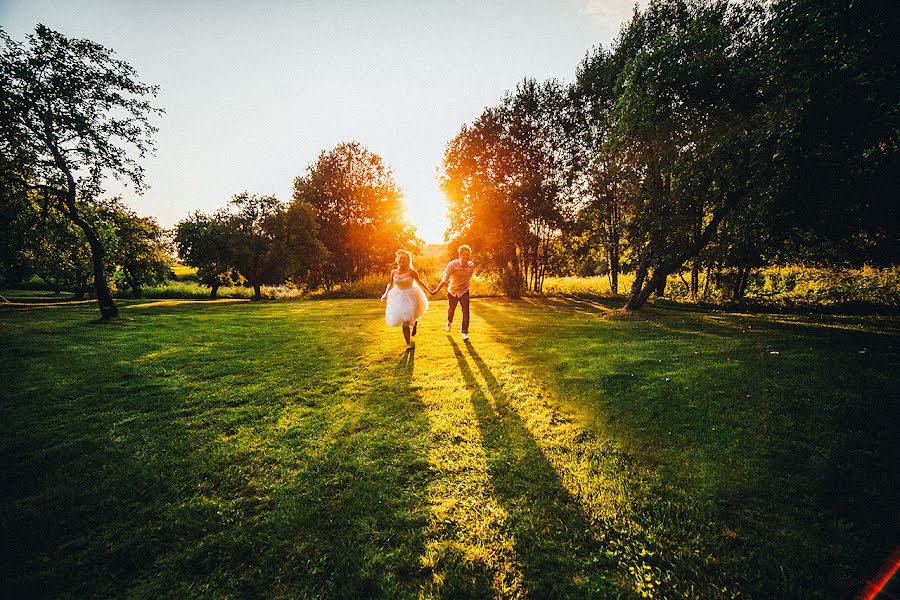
[476,297,900,598]
[448,337,616,597]
[1,303,433,599]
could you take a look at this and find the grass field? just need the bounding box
[1,297,898,598]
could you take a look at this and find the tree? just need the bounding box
[105,200,172,298]
[174,211,240,299]
[25,202,98,298]
[441,79,573,296]
[272,199,327,291]
[225,192,286,301]
[0,25,162,318]
[759,0,900,267]
[292,141,420,288]
[602,0,770,309]
[570,46,635,295]
[0,168,38,288]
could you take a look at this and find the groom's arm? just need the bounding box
[432,263,452,295]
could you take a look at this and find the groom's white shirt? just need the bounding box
[442,259,475,297]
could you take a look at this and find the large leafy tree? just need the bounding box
[761,0,900,266]
[271,199,327,291]
[0,171,38,288]
[174,210,241,299]
[292,141,420,288]
[225,192,287,301]
[0,25,162,318]
[441,79,573,296]
[25,202,99,298]
[605,0,770,309]
[104,200,172,298]
[570,47,634,294]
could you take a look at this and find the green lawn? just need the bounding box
[1,297,897,598]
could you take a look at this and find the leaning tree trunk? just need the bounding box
[85,226,118,317]
[209,283,220,299]
[623,256,651,310]
[50,147,118,318]
[60,198,118,317]
[624,202,732,311]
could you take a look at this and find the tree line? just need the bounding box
[1,26,418,315]
[440,0,898,308]
[174,142,420,301]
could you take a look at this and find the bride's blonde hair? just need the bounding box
[395,249,413,268]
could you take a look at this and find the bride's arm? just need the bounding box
[412,270,434,295]
[381,271,395,302]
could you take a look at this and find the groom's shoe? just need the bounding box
[412,321,417,336]
[461,333,469,342]
[445,321,451,332]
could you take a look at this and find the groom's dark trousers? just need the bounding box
[447,291,470,334]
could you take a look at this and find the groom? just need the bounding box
[432,244,475,341]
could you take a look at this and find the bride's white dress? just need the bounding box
[385,271,428,327]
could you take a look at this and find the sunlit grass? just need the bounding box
[1,297,896,598]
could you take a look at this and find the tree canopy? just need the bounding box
[1,24,162,317]
[441,0,899,306]
[293,141,421,289]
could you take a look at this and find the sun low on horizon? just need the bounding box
[0,0,634,243]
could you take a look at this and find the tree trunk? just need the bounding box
[49,147,118,318]
[253,282,262,301]
[210,283,220,299]
[624,198,733,311]
[609,240,619,295]
[655,273,667,297]
[126,268,142,298]
[623,257,650,310]
[732,265,752,302]
[691,260,700,298]
[702,263,713,298]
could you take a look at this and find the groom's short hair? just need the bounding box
[458,244,472,254]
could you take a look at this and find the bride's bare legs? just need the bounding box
[402,324,412,349]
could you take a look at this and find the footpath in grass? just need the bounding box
[1,297,897,598]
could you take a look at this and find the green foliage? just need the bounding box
[103,199,173,298]
[0,24,162,318]
[745,265,900,307]
[446,0,898,310]
[293,141,421,288]
[441,79,572,296]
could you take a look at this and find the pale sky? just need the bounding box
[1,0,639,242]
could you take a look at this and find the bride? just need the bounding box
[381,249,433,350]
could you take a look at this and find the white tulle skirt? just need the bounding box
[385,284,428,327]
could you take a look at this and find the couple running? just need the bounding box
[381,245,475,350]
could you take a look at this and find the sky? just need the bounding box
[1,0,640,243]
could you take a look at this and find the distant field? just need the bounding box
[2,297,897,598]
